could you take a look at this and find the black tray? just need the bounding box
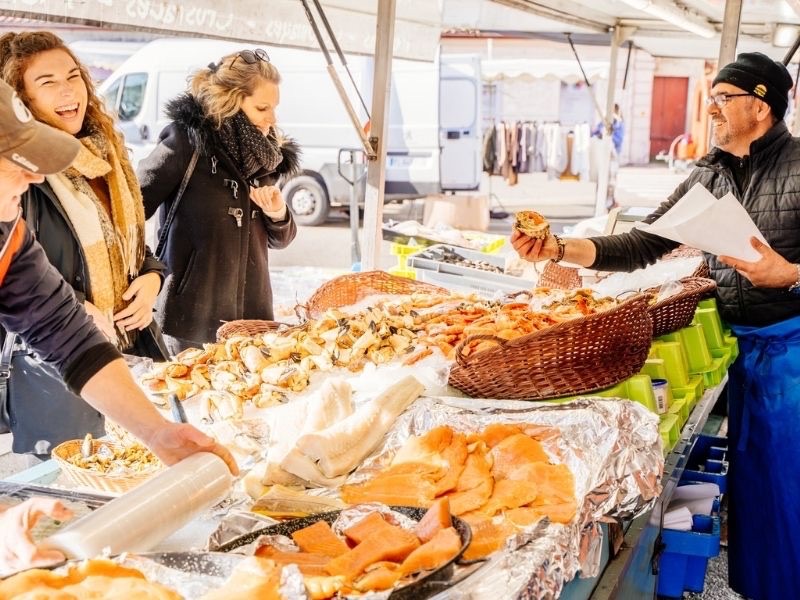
[216,505,473,600]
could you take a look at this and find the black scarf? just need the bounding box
[218,111,284,178]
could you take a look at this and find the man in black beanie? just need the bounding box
[513,52,800,600]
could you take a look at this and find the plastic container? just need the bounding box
[659,413,680,452]
[43,453,232,558]
[651,341,690,388]
[657,514,721,597]
[681,434,728,493]
[651,379,672,414]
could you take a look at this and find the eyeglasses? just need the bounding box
[705,93,754,108]
[231,48,270,68]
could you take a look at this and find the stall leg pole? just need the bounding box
[361,0,396,272]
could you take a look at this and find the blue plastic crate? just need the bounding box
[657,514,721,597]
[681,434,728,494]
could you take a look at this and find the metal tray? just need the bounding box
[216,505,474,600]
[408,244,531,291]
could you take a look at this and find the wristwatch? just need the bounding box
[789,264,800,293]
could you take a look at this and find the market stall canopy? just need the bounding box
[486,0,800,61]
[481,58,608,82]
[0,0,442,61]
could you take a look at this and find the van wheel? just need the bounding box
[284,176,329,226]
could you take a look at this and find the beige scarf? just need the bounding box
[46,134,146,347]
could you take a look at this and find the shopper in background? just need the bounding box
[0,31,169,453]
[138,48,300,354]
[513,52,798,600]
[0,77,237,477]
[590,102,624,155]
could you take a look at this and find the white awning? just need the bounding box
[481,58,609,82]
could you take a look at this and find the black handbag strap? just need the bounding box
[155,148,200,260]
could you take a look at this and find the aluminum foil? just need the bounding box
[342,395,663,599]
[206,395,661,599]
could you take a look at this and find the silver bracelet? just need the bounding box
[789,264,800,293]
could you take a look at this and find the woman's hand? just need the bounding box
[0,498,73,576]
[250,185,286,215]
[114,272,161,331]
[83,301,117,341]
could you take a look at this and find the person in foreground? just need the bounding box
[514,52,799,599]
[138,47,300,354]
[0,78,237,573]
[0,31,171,455]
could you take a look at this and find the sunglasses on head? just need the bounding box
[231,48,270,68]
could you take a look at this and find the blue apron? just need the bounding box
[728,316,800,599]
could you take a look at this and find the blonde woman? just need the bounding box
[0,31,170,454]
[138,48,300,354]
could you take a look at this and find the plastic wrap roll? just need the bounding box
[43,452,232,558]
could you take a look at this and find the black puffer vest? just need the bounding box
[688,122,800,326]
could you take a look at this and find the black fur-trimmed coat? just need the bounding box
[137,93,300,343]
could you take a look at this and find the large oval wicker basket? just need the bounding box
[648,277,717,338]
[448,294,653,400]
[304,271,448,318]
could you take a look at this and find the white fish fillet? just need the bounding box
[261,377,352,486]
[295,375,424,478]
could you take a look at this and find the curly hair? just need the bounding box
[0,31,127,162]
[190,50,281,129]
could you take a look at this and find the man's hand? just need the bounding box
[719,237,797,288]
[0,498,73,576]
[250,185,285,215]
[114,272,161,331]
[143,422,239,476]
[511,229,559,262]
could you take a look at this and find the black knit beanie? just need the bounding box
[712,52,793,119]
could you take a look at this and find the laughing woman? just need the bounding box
[0,31,168,453]
[137,48,300,354]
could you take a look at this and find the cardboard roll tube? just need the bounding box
[43,453,233,559]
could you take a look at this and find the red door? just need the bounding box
[650,77,689,160]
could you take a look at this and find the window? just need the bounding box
[102,78,121,114]
[118,73,147,121]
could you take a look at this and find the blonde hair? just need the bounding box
[0,31,128,163]
[191,50,281,129]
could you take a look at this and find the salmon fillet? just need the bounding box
[414,497,453,543]
[400,527,462,576]
[489,434,550,480]
[325,526,420,581]
[291,520,349,558]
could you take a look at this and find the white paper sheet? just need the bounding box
[636,182,767,262]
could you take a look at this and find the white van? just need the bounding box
[99,38,481,226]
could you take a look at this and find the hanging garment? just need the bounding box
[726,315,800,600]
[532,124,547,173]
[482,126,497,174]
[570,123,591,180]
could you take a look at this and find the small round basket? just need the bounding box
[52,439,161,494]
[216,319,296,342]
[647,276,717,338]
[448,294,653,400]
[304,270,448,319]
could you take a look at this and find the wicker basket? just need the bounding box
[448,294,653,400]
[647,277,717,338]
[52,439,161,494]
[304,271,448,319]
[216,319,295,342]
